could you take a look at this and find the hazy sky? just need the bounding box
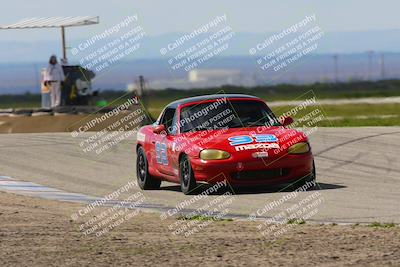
[0,0,399,42]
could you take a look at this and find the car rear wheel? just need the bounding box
[136,147,161,190]
[180,155,197,195]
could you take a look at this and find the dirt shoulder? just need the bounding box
[0,191,399,267]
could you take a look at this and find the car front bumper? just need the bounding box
[190,152,314,187]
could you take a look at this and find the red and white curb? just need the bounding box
[0,175,96,202]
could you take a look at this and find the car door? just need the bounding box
[152,107,178,178]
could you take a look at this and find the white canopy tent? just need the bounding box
[0,16,99,61]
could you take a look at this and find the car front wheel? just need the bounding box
[180,155,197,195]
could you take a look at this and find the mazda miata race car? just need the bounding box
[136,94,315,194]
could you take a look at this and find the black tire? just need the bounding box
[179,155,197,195]
[290,159,316,191]
[136,147,161,190]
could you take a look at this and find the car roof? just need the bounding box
[166,94,260,109]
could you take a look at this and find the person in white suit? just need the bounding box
[44,55,65,108]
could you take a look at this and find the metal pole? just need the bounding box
[61,26,66,61]
[333,54,338,83]
[367,50,373,81]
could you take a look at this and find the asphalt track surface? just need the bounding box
[0,127,399,223]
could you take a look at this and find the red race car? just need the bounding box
[136,94,315,194]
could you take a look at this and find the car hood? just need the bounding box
[178,126,308,156]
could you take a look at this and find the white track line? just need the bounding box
[0,176,388,225]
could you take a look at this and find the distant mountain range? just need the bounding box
[1,30,400,94]
[2,53,400,94]
[0,30,400,63]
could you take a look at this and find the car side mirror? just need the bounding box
[281,116,294,126]
[153,124,166,134]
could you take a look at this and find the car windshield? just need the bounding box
[180,100,280,133]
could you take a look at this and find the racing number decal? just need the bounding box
[228,134,277,146]
[228,135,253,146]
[155,142,168,165]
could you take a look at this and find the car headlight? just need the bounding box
[288,142,310,154]
[200,149,231,160]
